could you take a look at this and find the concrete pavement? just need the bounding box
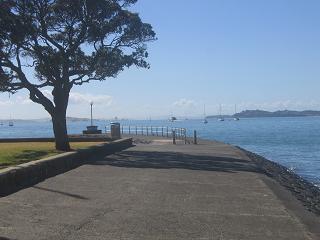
[0,137,319,239]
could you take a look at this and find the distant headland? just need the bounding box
[208,110,320,118]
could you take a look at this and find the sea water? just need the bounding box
[0,117,319,187]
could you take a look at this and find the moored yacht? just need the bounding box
[218,104,224,121]
[203,105,208,124]
[234,104,240,121]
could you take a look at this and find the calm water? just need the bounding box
[0,117,319,187]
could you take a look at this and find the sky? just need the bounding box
[1,0,320,119]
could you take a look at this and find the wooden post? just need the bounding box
[172,130,176,145]
[147,126,149,136]
[129,126,131,134]
[121,125,123,134]
[194,130,197,144]
[184,129,187,144]
[135,126,137,135]
[162,127,164,136]
[166,127,169,138]
[142,126,144,135]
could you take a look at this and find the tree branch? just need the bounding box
[2,58,55,114]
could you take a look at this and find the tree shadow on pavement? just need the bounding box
[89,151,262,174]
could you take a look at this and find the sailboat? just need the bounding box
[234,104,240,121]
[8,94,14,126]
[8,114,14,127]
[169,116,177,122]
[218,104,224,121]
[203,105,208,124]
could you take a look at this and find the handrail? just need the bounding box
[105,125,187,140]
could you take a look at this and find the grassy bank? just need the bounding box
[0,142,104,168]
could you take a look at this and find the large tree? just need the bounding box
[0,0,155,150]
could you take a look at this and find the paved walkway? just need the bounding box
[0,138,319,239]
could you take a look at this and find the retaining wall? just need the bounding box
[0,138,132,196]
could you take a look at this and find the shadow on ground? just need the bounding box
[14,150,53,162]
[32,186,90,200]
[89,151,262,174]
[0,150,52,168]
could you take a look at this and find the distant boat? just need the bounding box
[218,104,224,121]
[234,104,240,121]
[169,116,177,122]
[203,105,208,124]
[8,114,14,126]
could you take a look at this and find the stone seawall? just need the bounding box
[240,147,320,216]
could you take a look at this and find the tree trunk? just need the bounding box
[51,110,70,151]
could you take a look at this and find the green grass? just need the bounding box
[0,142,104,169]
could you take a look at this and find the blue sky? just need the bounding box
[1,0,320,119]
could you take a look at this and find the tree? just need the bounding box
[0,0,156,151]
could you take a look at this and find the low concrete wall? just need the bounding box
[0,138,133,197]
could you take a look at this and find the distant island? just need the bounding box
[66,117,90,122]
[208,110,320,118]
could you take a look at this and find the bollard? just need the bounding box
[184,129,187,144]
[147,127,149,136]
[194,130,197,144]
[129,126,131,134]
[166,127,169,138]
[172,130,176,145]
[142,126,144,135]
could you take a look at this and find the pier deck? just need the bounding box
[0,137,319,239]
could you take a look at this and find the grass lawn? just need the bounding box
[0,142,105,169]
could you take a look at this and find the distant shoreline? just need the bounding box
[1,111,320,121]
[208,109,320,119]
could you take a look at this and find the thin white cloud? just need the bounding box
[69,92,113,106]
[15,95,33,105]
[173,98,196,108]
[40,89,113,106]
[0,91,113,107]
[0,100,12,106]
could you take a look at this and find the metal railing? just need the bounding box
[105,125,187,140]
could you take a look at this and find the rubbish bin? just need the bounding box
[110,122,121,139]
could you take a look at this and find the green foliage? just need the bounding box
[0,0,156,92]
[0,0,155,150]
